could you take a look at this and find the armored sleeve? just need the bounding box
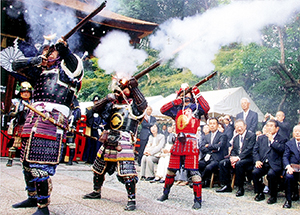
[12,56,43,71]
[92,94,116,114]
[130,87,147,113]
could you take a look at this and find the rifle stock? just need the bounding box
[21,101,98,141]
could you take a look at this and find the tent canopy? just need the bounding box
[146,87,264,122]
[79,87,264,122]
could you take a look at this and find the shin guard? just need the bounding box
[124,176,136,201]
[193,181,202,203]
[35,176,52,208]
[24,167,37,198]
[163,174,175,195]
[93,172,105,192]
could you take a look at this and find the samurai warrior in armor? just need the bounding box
[6,81,34,167]
[83,76,147,211]
[157,83,210,210]
[11,37,84,215]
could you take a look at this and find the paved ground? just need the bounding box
[0,157,299,215]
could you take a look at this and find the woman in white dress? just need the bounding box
[152,126,175,183]
[140,124,165,181]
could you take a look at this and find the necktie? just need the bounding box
[240,135,243,150]
[211,133,215,144]
[297,142,300,152]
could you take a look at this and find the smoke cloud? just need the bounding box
[94,30,148,78]
[21,0,81,51]
[150,0,300,77]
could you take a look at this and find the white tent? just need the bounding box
[146,87,264,122]
[79,87,264,122]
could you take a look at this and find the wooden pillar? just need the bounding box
[4,75,16,114]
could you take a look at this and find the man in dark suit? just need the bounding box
[216,119,256,196]
[263,111,291,140]
[199,117,228,187]
[161,124,169,143]
[282,125,300,208]
[236,97,258,133]
[252,119,288,204]
[223,114,234,148]
[137,106,156,166]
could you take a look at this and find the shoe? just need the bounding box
[159,179,165,183]
[146,177,155,181]
[157,194,168,201]
[236,187,244,197]
[140,176,146,181]
[32,206,49,215]
[83,191,101,199]
[66,161,73,165]
[291,193,299,201]
[216,185,232,193]
[283,200,292,208]
[12,198,37,208]
[6,159,13,167]
[192,201,201,210]
[150,178,160,183]
[267,197,277,204]
[124,201,136,211]
[254,193,265,201]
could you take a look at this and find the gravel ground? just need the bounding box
[1,158,299,215]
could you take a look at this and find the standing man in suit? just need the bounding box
[199,117,228,187]
[252,119,288,204]
[137,106,156,166]
[236,97,258,133]
[282,125,300,208]
[263,111,291,140]
[216,119,256,196]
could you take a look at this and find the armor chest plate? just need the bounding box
[109,104,139,134]
[33,69,75,107]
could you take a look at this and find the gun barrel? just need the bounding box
[62,1,107,41]
[194,71,217,87]
[134,58,163,80]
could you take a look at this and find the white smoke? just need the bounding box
[21,0,80,51]
[150,0,300,77]
[94,31,148,78]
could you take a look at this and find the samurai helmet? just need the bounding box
[20,81,33,92]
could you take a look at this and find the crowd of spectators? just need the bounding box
[137,100,300,209]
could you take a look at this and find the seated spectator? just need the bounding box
[216,119,256,196]
[140,124,165,181]
[252,119,288,204]
[199,118,228,187]
[282,125,300,209]
[151,126,175,183]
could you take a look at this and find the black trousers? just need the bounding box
[219,158,253,187]
[198,159,218,181]
[285,172,299,201]
[252,163,281,198]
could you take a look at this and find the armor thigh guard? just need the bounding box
[117,160,137,177]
